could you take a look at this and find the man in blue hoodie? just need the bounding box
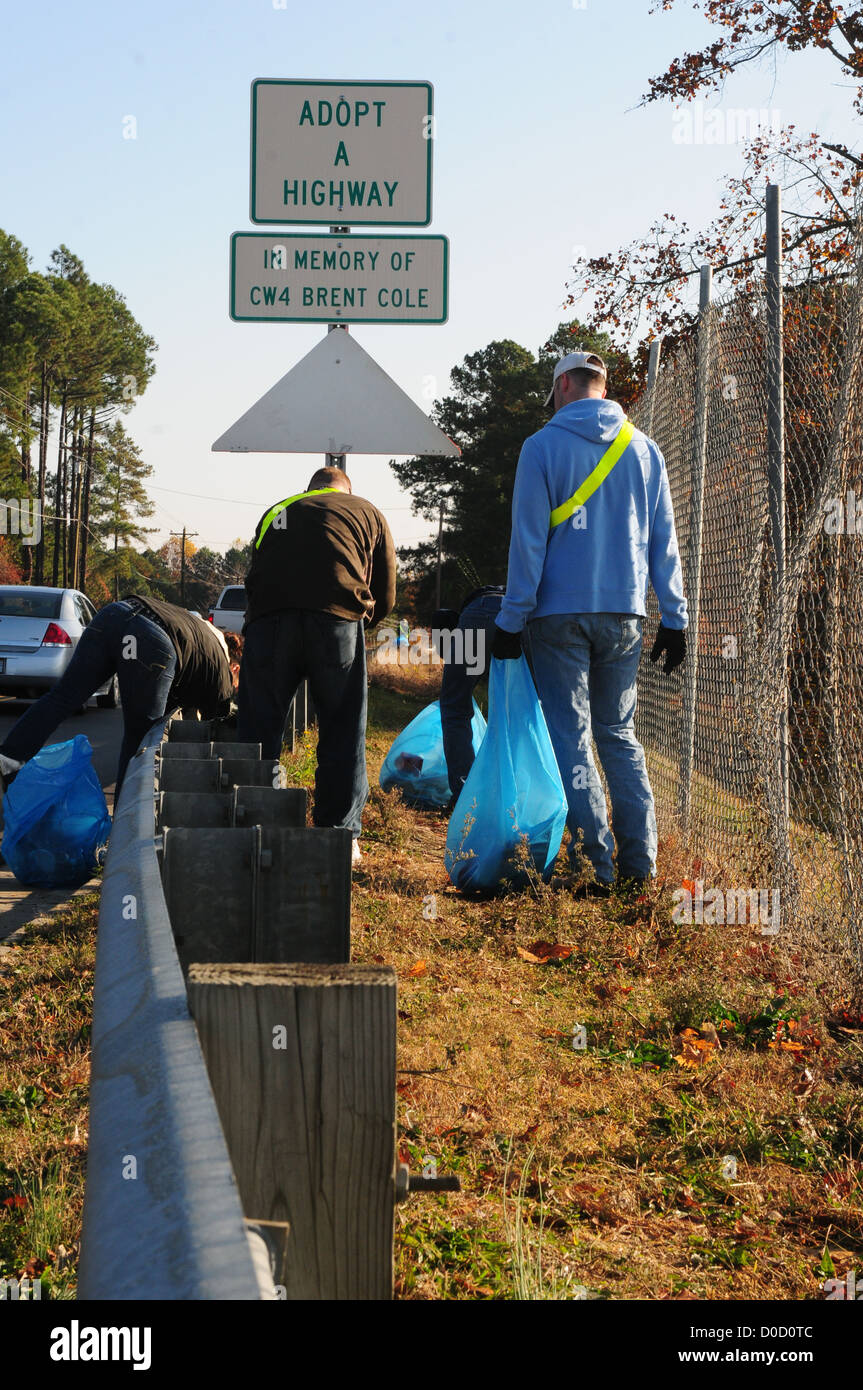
[492,350,688,892]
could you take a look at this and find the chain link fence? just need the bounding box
[629,217,863,986]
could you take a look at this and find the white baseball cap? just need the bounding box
[545,351,607,406]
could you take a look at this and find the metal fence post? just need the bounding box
[645,338,662,437]
[766,183,791,829]
[677,264,714,833]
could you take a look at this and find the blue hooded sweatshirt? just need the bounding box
[497,398,688,632]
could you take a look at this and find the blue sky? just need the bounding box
[0,0,853,557]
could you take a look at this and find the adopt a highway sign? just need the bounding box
[230,233,448,325]
[250,79,433,226]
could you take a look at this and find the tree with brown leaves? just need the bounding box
[567,2,863,344]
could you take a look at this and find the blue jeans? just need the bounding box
[0,601,177,801]
[439,593,502,797]
[237,610,368,835]
[525,612,657,882]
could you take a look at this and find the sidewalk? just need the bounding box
[0,867,102,952]
[0,791,111,953]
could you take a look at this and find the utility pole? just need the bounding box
[170,528,199,607]
[435,499,444,609]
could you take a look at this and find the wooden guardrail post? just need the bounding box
[187,962,397,1300]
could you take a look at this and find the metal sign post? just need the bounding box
[327,222,350,471]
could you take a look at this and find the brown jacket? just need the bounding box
[121,595,234,715]
[244,488,396,628]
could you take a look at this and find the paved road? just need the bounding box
[0,696,123,808]
[0,698,124,944]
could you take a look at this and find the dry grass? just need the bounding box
[279,661,863,1301]
[0,893,97,1298]
[4,660,861,1303]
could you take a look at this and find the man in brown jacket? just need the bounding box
[238,466,396,858]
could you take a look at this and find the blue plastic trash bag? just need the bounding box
[379,699,486,809]
[2,736,111,887]
[445,656,567,892]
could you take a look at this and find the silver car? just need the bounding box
[0,586,119,709]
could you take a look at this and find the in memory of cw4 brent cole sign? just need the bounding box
[231,233,448,324]
[250,79,433,226]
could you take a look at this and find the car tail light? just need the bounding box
[41,622,72,647]
[207,613,214,622]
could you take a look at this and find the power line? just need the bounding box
[147,481,419,511]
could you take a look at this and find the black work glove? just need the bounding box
[430,607,460,631]
[650,623,686,674]
[492,624,522,660]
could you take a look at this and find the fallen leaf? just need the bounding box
[408,960,427,978]
[459,1105,488,1133]
[672,1027,717,1068]
[517,941,572,964]
[594,980,634,1001]
[793,1067,815,1098]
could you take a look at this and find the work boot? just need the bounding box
[552,870,612,899]
[574,879,613,900]
[615,873,649,897]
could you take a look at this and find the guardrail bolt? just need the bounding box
[395,1162,460,1202]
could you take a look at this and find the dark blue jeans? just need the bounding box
[439,592,502,797]
[526,612,657,881]
[236,609,368,835]
[0,601,177,801]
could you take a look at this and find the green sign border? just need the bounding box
[250,79,434,227]
[230,232,449,325]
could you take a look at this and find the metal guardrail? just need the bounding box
[78,720,266,1300]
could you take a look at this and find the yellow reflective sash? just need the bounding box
[549,419,635,529]
[255,487,341,549]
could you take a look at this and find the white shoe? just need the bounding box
[0,754,22,787]
[352,838,362,866]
